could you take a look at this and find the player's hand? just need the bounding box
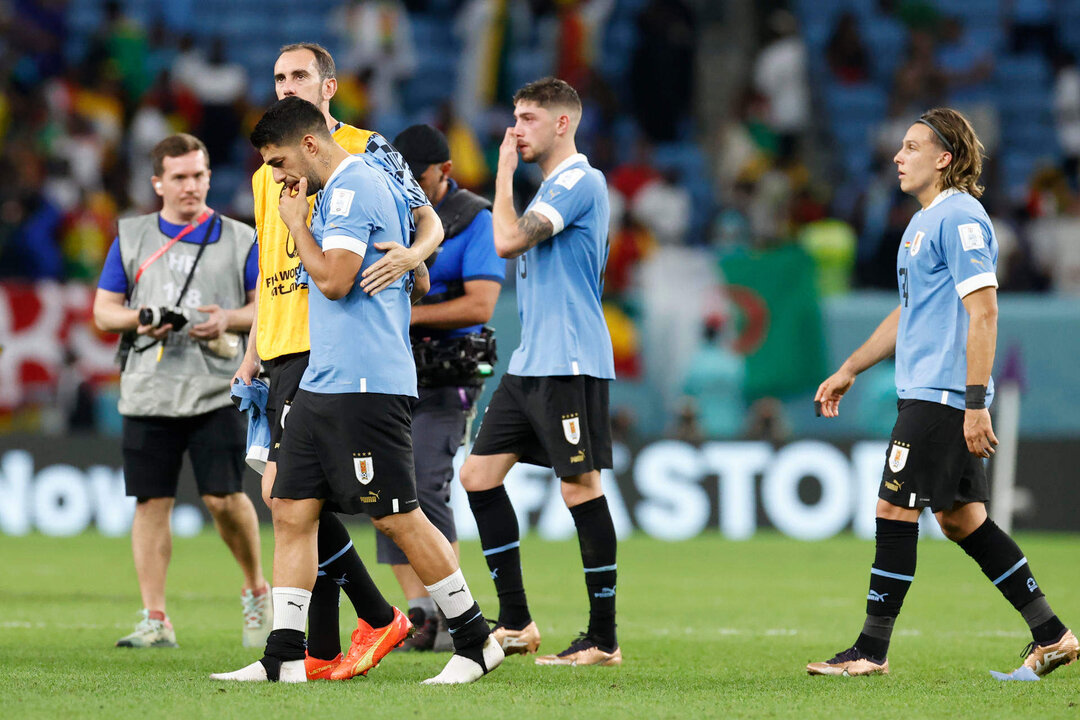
[361,241,420,295]
[136,321,172,340]
[233,355,259,386]
[189,304,228,340]
[279,176,309,233]
[964,408,998,458]
[497,128,519,178]
[814,368,856,418]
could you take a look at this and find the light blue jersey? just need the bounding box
[895,188,998,410]
[510,153,615,379]
[302,154,417,397]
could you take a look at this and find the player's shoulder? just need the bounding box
[549,154,605,194]
[334,124,377,153]
[938,191,990,226]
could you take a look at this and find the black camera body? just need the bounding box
[412,327,497,388]
[138,306,189,331]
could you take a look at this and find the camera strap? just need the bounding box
[135,209,214,284]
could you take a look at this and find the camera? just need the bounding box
[138,306,188,331]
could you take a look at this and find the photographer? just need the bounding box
[92,133,270,650]
[385,124,504,651]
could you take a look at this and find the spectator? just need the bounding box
[629,0,696,142]
[1053,51,1080,186]
[827,12,871,84]
[753,10,809,161]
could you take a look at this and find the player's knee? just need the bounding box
[458,458,484,492]
[202,493,232,518]
[938,516,968,542]
[271,500,309,538]
[560,480,601,507]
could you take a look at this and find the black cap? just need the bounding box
[392,124,450,176]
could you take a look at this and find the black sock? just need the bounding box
[318,511,394,628]
[306,572,342,660]
[570,496,618,650]
[262,628,306,678]
[467,487,530,628]
[855,518,918,661]
[446,601,491,668]
[958,518,1064,643]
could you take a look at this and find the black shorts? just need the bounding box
[472,374,612,477]
[264,351,309,462]
[376,385,480,564]
[879,399,989,512]
[273,389,418,517]
[122,406,245,498]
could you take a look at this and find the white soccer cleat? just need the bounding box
[421,635,504,685]
[210,658,306,683]
[241,587,272,648]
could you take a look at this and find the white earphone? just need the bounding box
[155,182,163,190]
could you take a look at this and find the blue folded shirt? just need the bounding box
[231,378,270,475]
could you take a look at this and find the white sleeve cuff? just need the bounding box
[955,271,998,298]
[530,202,564,235]
[322,234,368,258]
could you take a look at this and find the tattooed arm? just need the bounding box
[492,128,556,259]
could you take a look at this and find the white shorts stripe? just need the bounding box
[360,377,367,393]
[392,498,399,513]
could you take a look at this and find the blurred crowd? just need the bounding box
[3,0,1080,439]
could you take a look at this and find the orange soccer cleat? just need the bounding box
[330,607,413,680]
[305,651,343,680]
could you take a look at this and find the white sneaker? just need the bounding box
[241,587,272,648]
[422,635,504,685]
[116,609,178,648]
[209,658,306,683]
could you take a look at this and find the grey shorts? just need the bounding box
[376,385,479,564]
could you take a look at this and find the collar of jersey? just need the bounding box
[543,152,588,181]
[325,154,361,187]
[924,187,963,211]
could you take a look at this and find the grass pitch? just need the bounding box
[1,527,1078,719]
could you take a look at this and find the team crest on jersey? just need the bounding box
[909,231,924,257]
[561,414,581,445]
[353,453,374,485]
[888,442,910,473]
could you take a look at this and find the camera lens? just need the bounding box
[138,307,158,327]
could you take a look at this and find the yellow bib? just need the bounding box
[253,124,376,360]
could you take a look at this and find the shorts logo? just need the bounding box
[570,450,586,464]
[888,442,910,473]
[909,231,924,257]
[561,414,581,445]
[353,452,374,485]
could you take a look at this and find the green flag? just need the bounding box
[719,245,827,401]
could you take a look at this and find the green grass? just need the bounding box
[1,528,1079,719]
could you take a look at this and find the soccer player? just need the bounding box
[233,43,442,681]
[459,77,621,666]
[213,97,502,684]
[808,108,1077,678]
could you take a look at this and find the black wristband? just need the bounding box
[965,384,987,409]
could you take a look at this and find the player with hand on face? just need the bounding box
[212,97,502,685]
[459,77,621,667]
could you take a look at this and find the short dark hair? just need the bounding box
[250,96,331,149]
[151,133,209,176]
[278,42,336,80]
[513,77,582,115]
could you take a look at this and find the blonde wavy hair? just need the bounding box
[920,107,986,198]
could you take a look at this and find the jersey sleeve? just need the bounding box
[321,175,385,258]
[529,166,599,236]
[940,213,998,298]
[364,132,430,211]
[459,209,505,282]
[97,237,129,294]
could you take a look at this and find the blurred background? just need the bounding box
[1,0,1078,540]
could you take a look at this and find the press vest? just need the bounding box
[117,212,254,417]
